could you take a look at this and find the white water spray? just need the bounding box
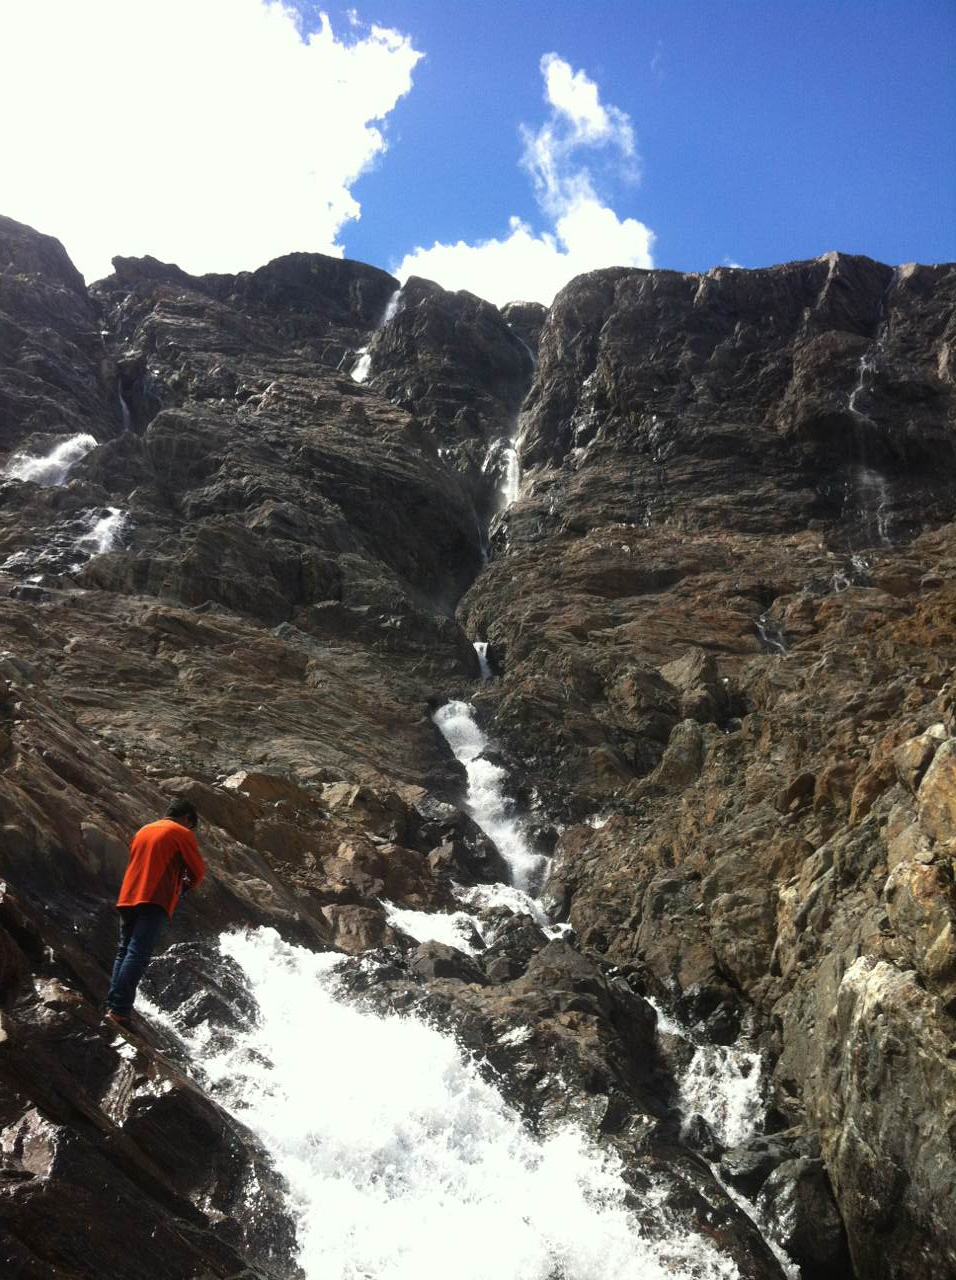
[433,700,547,897]
[351,287,403,383]
[76,507,126,557]
[500,439,521,508]
[382,902,485,953]
[4,433,97,485]
[473,641,492,681]
[149,927,743,1280]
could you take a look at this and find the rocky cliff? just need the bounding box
[0,210,954,1279]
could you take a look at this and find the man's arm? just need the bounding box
[179,834,206,891]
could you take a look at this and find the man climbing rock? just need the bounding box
[106,796,206,1026]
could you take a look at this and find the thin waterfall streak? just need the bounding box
[473,641,492,681]
[118,386,133,432]
[351,287,403,383]
[500,438,521,509]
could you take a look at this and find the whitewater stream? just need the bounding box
[3,431,97,485]
[139,427,787,1278]
[141,686,792,1278]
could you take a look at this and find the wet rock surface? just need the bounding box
[0,216,955,1277]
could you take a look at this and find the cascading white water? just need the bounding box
[645,998,800,1276]
[645,999,765,1150]
[4,433,97,485]
[677,1046,765,1149]
[76,507,126,557]
[473,640,492,681]
[351,288,404,383]
[755,613,787,656]
[847,351,877,424]
[350,350,373,383]
[433,699,547,897]
[500,439,521,508]
[149,927,743,1280]
[382,902,485,953]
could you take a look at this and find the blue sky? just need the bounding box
[1,1,953,303]
[336,0,956,280]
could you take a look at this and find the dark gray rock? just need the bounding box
[757,1157,851,1280]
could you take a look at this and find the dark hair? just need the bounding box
[166,796,199,827]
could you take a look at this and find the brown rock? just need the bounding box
[917,738,956,842]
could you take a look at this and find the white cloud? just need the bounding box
[0,1,421,282]
[396,53,653,306]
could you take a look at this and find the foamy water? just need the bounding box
[383,901,485,953]
[150,927,742,1280]
[501,439,521,508]
[645,999,765,1149]
[76,506,126,557]
[5,433,97,485]
[433,700,548,895]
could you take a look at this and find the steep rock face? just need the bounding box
[500,300,548,355]
[1,217,955,1278]
[517,255,953,541]
[459,252,956,1279]
[0,214,118,451]
[363,276,534,521]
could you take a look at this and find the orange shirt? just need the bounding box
[116,819,206,918]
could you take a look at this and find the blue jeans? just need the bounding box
[107,904,167,1017]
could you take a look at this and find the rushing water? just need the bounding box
[76,506,126,557]
[149,927,744,1280]
[500,438,521,508]
[433,699,547,896]
[133,688,784,1279]
[4,432,97,485]
[473,640,493,681]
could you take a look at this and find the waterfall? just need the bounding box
[351,287,404,383]
[755,613,787,655]
[646,998,799,1279]
[145,928,745,1280]
[132,687,770,1277]
[433,700,547,898]
[473,640,492,681]
[119,385,133,431]
[75,507,126,558]
[856,466,891,546]
[500,439,521,509]
[847,351,877,424]
[843,275,902,547]
[648,992,765,1148]
[4,433,97,485]
[350,350,373,383]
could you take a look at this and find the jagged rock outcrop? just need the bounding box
[1,213,955,1279]
[459,253,956,1279]
[361,275,535,521]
